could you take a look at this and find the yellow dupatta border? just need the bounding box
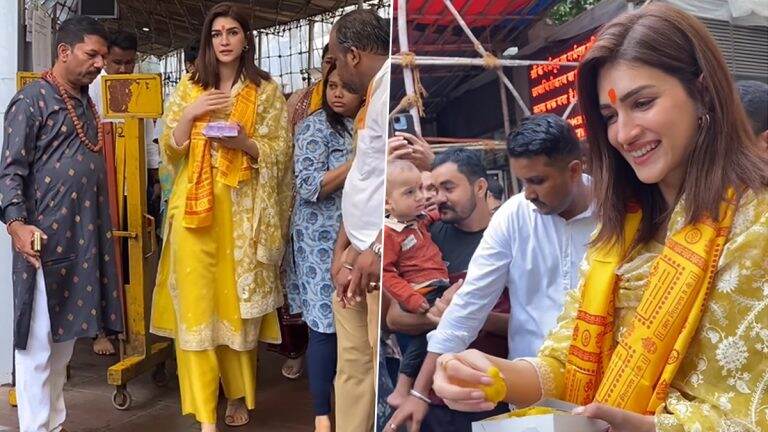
[183,82,258,228]
[564,189,738,414]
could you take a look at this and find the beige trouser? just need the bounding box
[333,289,380,432]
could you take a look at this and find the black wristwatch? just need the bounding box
[370,242,382,257]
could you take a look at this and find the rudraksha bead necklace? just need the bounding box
[42,70,104,152]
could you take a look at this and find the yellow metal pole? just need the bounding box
[107,115,170,407]
[122,117,148,358]
[115,123,127,231]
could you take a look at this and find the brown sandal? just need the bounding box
[281,357,304,380]
[224,400,250,427]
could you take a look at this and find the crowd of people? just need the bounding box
[1,3,389,432]
[380,3,767,432]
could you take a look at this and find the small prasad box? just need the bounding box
[472,399,609,432]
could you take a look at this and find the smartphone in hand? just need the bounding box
[389,113,417,140]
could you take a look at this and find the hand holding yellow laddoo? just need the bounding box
[479,366,508,403]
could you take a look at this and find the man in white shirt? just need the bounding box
[87,30,160,356]
[327,9,390,432]
[388,114,596,431]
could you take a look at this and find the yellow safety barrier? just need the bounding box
[102,74,171,410]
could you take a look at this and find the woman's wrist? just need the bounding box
[179,109,199,132]
[496,357,543,407]
[181,106,196,123]
[170,130,190,151]
[246,138,259,158]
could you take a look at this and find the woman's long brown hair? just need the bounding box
[578,3,768,247]
[192,2,271,89]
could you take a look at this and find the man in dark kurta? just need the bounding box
[0,16,122,432]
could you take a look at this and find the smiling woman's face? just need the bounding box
[597,61,700,192]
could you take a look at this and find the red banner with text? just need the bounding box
[528,35,596,140]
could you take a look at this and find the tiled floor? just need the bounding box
[0,339,313,431]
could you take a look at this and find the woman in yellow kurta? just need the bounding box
[431,4,768,431]
[149,3,292,431]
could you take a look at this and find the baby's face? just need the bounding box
[386,168,425,220]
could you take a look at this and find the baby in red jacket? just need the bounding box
[383,159,450,407]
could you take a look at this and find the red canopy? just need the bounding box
[398,0,536,27]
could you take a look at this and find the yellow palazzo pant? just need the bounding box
[151,162,280,424]
[174,331,259,424]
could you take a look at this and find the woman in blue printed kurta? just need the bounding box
[287,110,352,332]
[284,66,363,432]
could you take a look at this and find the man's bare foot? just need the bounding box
[93,334,115,356]
[201,423,217,432]
[281,356,304,379]
[314,415,332,432]
[224,398,250,427]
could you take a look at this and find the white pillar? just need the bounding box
[0,0,21,385]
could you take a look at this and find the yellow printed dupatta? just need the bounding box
[564,189,737,414]
[183,82,258,228]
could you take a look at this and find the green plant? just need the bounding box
[548,0,602,25]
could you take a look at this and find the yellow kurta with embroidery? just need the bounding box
[529,189,768,431]
[150,74,293,351]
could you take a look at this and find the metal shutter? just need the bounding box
[700,17,768,81]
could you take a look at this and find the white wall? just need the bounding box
[0,0,20,385]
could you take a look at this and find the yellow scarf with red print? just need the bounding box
[183,82,258,228]
[564,189,737,414]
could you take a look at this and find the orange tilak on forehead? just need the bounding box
[608,88,617,105]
